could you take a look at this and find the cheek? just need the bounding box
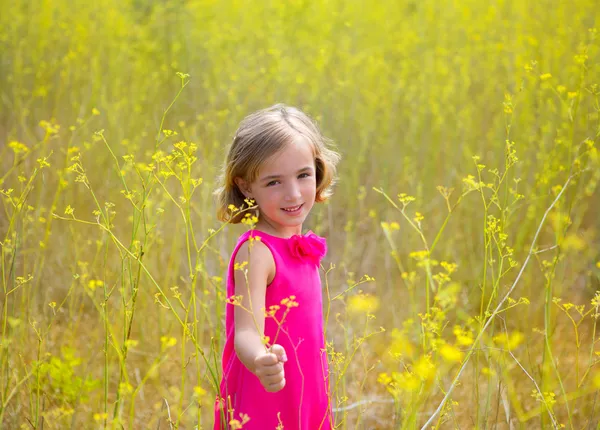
[302,179,317,198]
[261,189,282,205]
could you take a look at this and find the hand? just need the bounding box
[254,344,288,393]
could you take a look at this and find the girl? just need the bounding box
[213,104,340,430]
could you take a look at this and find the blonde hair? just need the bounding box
[215,104,341,223]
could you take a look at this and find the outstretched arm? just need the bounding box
[233,239,287,392]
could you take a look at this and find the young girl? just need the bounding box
[213,104,340,430]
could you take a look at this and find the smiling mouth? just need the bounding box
[281,204,303,213]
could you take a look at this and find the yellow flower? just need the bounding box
[493,331,524,349]
[125,339,139,348]
[93,413,108,422]
[389,329,415,358]
[439,343,464,362]
[397,371,420,392]
[377,372,392,385]
[408,250,429,261]
[8,141,29,154]
[574,53,588,64]
[347,293,380,315]
[118,382,133,395]
[539,73,552,81]
[87,279,103,291]
[194,385,207,397]
[413,356,435,380]
[397,193,416,205]
[481,367,495,376]
[381,221,400,231]
[280,295,299,308]
[160,336,177,350]
[453,325,474,346]
[560,234,585,251]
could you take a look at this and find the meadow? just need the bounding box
[0,0,599,428]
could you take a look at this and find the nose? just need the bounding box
[284,181,302,202]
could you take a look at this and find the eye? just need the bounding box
[266,180,279,187]
[298,173,310,179]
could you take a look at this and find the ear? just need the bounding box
[234,177,252,198]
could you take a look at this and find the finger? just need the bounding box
[261,362,283,376]
[255,359,282,378]
[257,353,279,366]
[262,370,284,386]
[270,344,288,363]
[266,377,286,393]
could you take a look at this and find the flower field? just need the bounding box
[0,1,599,428]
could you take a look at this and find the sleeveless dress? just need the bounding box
[214,229,333,430]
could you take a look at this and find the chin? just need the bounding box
[278,216,305,226]
[281,218,304,226]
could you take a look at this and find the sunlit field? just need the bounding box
[1,1,599,428]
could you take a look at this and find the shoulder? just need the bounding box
[235,236,272,263]
[234,236,275,282]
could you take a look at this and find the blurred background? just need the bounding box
[0,0,599,428]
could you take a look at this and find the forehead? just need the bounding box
[259,137,315,175]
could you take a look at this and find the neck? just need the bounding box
[255,220,302,238]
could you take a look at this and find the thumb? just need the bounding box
[270,344,288,363]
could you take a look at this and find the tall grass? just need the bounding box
[1,0,599,428]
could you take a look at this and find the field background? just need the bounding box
[1,0,600,429]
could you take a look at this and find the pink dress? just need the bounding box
[214,229,333,430]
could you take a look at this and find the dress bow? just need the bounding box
[288,232,327,264]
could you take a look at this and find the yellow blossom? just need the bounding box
[413,356,435,380]
[194,385,207,397]
[493,331,524,349]
[347,293,380,315]
[453,325,474,346]
[160,336,177,350]
[439,343,464,362]
[389,329,415,358]
[397,371,421,392]
[8,141,29,154]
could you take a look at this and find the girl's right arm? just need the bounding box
[233,240,287,392]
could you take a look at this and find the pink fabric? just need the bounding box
[214,229,333,430]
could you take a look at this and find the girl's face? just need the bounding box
[235,137,317,237]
